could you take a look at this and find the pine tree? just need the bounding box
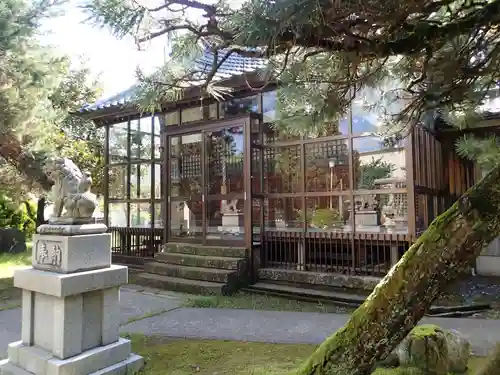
[83,1,500,374]
[0,0,104,198]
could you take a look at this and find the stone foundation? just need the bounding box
[0,226,143,375]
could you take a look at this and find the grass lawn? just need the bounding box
[126,334,487,375]
[182,292,355,314]
[0,244,32,310]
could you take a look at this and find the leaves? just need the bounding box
[0,0,105,198]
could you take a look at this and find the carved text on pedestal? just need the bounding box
[35,240,63,267]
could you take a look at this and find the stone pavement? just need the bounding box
[2,288,500,359]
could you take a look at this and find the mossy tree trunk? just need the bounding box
[296,164,500,375]
[0,133,52,191]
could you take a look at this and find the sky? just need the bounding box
[40,1,169,99]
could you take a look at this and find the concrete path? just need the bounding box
[0,288,182,358]
[2,289,500,358]
[123,308,500,356]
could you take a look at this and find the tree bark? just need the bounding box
[0,133,52,191]
[296,163,500,375]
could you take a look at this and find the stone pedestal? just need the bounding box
[0,224,143,375]
[221,213,244,233]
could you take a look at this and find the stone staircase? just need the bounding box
[135,243,248,295]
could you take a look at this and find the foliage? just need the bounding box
[84,0,500,136]
[359,158,396,189]
[456,135,500,173]
[311,208,342,228]
[0,0,103,196]
[0,192,36,237]
[49,58,105,195]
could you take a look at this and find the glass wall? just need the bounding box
[257,89,410,235]
[106,87,411,238]
[106,116,163,228]
[160,89,411,241]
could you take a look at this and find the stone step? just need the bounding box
[164,243,247,258]
[144,262,237,284]
[134,273,228,295]
[155,252,244,270]
[244,282,365,306]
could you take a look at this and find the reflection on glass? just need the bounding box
[169,200,203,239]
[351,99,379,135]
[182,107,203,124]
[209,103,218,119]
[154,164,162,199]
[170,134,203,197]
[264,198,302,229]
[222,95,258,117]
[251,147,262,194]
[305,120,348,138]
[108,122,128,163]
[108,203,128,227]
[108,165,128,199]
[263,124,302,143]
[416,194,428,231]
[305,140,350,192]
[153,203,163,228]
[130,164,151,199]
[153,116,161,159]
[130,118,152,160]
[305,197,351,232]
[353,137,406,190]
[207,126,244,195]
[354,193,408,233]
[262,91,276,122]
[263,146,301,193]
[206,199,244,240]
[130,203,151,227]
[153,116,161,135]
[165,111,179,126]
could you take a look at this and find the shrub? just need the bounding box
[0,192,37,238]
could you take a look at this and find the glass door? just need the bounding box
[204,124,246,243]
[167,132,204,241]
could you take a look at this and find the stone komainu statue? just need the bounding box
[44,158,97,220]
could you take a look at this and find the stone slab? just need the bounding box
[2,339,138,375]
[0,359,32,375]
[32,233,111,274]
[89,354,144,375]
[37,224,108,236]
[47,217,98,225]
[14,266,128,298]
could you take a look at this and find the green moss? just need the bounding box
[409,325,442,339]
[123,334,486,375]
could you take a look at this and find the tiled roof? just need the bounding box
[79,49,267,113]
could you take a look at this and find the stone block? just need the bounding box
[46,338,131,375]
[82,291,104,351]
[101,287,120,346]
[52,294,84,359]
[1,339,135,375]
[89,354,144,375]
[37,223,108,236]
[0,228,26,254]
[21,291,34,345]
[33,293,56,352]
[17,345,53,375]
[31,232,111,274]
[14,265,128,298]
[7,342,23,365]
[0,359,32,375]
